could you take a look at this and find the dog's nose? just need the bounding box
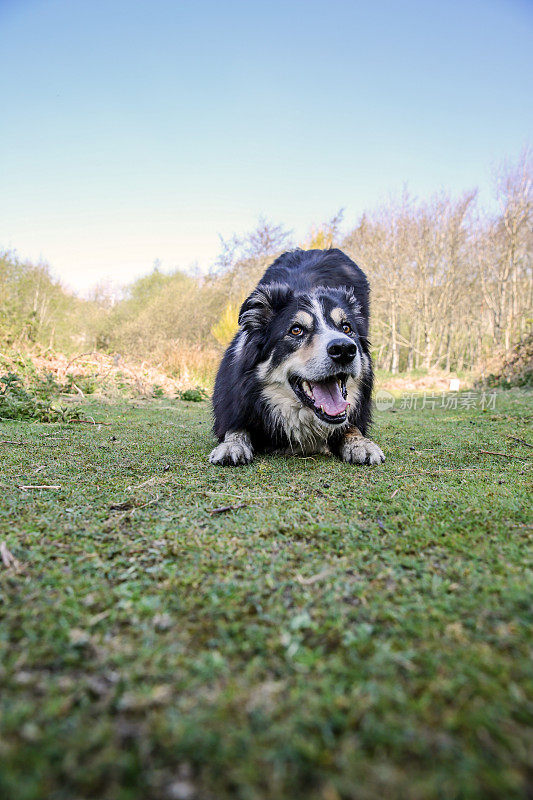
[327,338,357,364]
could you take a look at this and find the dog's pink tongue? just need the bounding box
[310,379,349,417]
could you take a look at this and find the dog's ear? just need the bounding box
[343,287,362,316]
[238,283,293,332]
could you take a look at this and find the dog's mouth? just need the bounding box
[289,374,350,424]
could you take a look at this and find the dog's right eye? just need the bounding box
[289,325,304,337]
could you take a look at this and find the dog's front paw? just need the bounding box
[340,435,385,466]
[209,431,254,466]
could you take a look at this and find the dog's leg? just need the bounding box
[333,427,385,465]
[209,430,254,466]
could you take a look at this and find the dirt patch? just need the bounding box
[377,371,474,394]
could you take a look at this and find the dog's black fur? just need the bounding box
[210,248,383,466]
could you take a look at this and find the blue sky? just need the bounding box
[1,0,531,293]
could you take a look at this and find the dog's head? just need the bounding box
[238,283,369,425]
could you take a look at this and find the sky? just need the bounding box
[1,0,532,294]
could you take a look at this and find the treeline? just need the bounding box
[344,154,532,373]
[0,253,103,352]
[1,152,531,380]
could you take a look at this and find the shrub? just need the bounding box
[178,386,209,402]
[0,373,83,423]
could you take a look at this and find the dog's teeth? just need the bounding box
[302,380,312,397]
[320,405,325,412]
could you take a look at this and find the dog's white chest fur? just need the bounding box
[261,383,340,454]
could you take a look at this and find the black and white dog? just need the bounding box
[210,248,385,467]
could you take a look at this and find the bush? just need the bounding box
[483,331,533,388]
[178,386,209,402]
[0,373,83,423]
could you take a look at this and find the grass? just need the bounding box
[0,389,532,800]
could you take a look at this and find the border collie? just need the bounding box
[209,248,385,467]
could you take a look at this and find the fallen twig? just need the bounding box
[18,484,61,490]
[0,541,22,571]
[506,435,533,449]
[111,495,164,520]
[209,503,247,515]
[478,450,528,461]
[390,488,400,499]
[128,476,159,491]
[71,383,85,397]
[295,568,333,585]
[0,440,26,445]
[68,419,112,426]
[63,352,96,372]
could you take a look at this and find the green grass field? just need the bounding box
[1,390,532,800]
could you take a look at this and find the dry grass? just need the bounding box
[0,345,221,398]
[156,340,221,387]
[1,346,492,402]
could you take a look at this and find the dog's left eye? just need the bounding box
[289,325,304,337]
[342,322,352,334]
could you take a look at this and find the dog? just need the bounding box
[209,248,385,467]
